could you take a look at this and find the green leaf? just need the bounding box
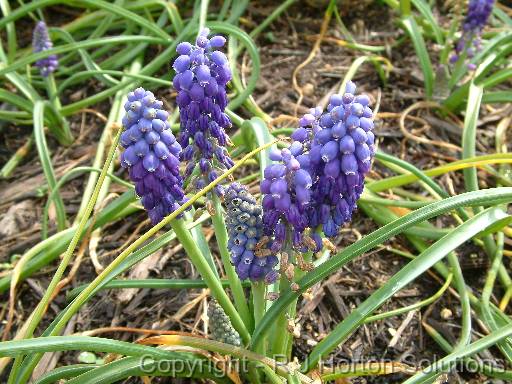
[404,322,512,383]
[0,191,136,294]
[450,32,512,88]
[0,0,17,62]
[462,82,483,194]
[65,356,230,384]
[52,28,118,87]
[0,336,182,358]
[401,16,434,99]
[0,0,171,41]
[34,365,98,384]
[304,207,508,371]
[33,101,67,232]
[57,70,172,94]
[411,0,443,44]
[483,91,512,104]
[0,36,167,77]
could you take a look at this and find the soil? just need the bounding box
[1,1,511,383]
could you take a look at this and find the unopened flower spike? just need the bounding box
[173,28,234,197]
[120,87,187,225]
[450,0,495,69]
[225,183,279,283]
[208,299,241,346]
[32,21,58,77]
[307,80,375,238]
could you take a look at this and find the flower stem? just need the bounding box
[198,0,209,34]
[285,251,312,358]
[251,282,266,353]
[270,273,292,358]
[211,195,253,330]
[170,219,251,344]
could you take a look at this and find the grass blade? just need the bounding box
[66,355,229,384]
[462,81,483,194]
[404,322,512,383]
[34,365,98,384]
[401,16,434,99]
[33,101,67,232]
[0,336,177,358]
[303,207,507,371]
[411,0,443,44]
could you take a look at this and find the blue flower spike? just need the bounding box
[120,87,187,225]
[173,28,234,197]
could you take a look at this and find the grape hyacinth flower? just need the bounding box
[32,21,58,77]
[307,81,375,238]
[120,87,186,225]
[225,183,279,283]
[172,28,234,196]
[450,0,495,69]
[208,300,241,346]
[260,81,375,257]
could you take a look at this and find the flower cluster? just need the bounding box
[307,81,375,237]
[225,183,279,283]
[32,21,58,77]
[450,0,495,69]
[208,300,241,346]
[261,81,375,254]
[120,87,186,225]
[172,28,234,196]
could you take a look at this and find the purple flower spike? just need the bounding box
[306,81,375,238]
[120,87,187,225]
[173,29,233,197]
[452,0,494,69]
[32,21,58,77]
[260,80,375,251]
[225,183,279,283]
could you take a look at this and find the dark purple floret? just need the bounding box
[120,87,186,225]
[173,28,234,197]
[450,0,494,68]
[32,21,58,77]
[225,183,279,283]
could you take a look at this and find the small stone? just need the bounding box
[440,308,453,319]
[303,83,315,96]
